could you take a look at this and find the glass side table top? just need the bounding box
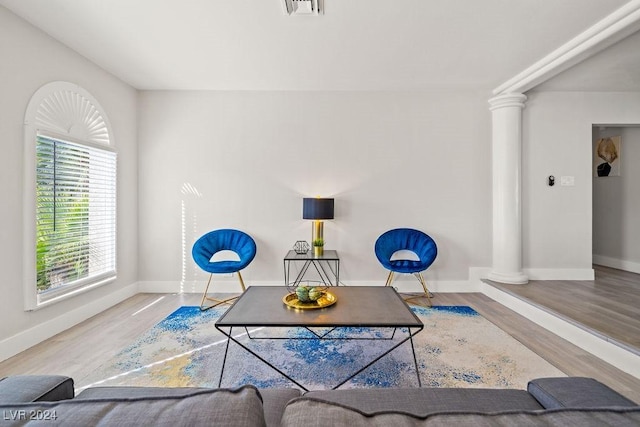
[284,249,339,260]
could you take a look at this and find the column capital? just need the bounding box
[488,93,527,111]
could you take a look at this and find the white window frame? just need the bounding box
[23,82,117,310]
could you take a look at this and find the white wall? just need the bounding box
[137,90,492,291]
[0,7,138,355]
[522,91,640,277]
[593,126,640,272]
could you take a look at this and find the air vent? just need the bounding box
[281,0,323,16]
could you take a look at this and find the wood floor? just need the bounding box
[488,265,640,354]
[1,269,639,402]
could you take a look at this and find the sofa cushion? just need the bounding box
[77,385,301,427]
[0,385,265,427]
[303,387,543,415]
[528,377,637,409]
[281,397,640,427]
[0,376,74,402]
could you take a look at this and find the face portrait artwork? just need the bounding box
[595,136,621,177]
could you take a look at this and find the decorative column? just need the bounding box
[488,93,528,284]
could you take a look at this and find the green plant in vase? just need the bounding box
[312,238,324,257]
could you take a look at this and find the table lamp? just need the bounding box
[302,197,334,247]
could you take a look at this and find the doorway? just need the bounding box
[592,124,640,274]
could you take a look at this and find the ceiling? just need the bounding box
[1,0,638,92]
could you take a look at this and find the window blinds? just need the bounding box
[36,134,116,297]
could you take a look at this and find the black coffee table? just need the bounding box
[215,286,424,390]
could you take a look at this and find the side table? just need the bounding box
[283,249,340,287]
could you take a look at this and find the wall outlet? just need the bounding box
[560,176,575,186]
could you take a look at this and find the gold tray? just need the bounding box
[282,291,337,310]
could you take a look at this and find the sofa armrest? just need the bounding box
[528,377,637,409]
[0,376,74,403]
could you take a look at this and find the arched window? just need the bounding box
[23,82,117,310]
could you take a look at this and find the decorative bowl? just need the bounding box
[282,291,337,310]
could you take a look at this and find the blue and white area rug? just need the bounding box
[77,306,564,392]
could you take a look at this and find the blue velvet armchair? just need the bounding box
[192,229,257,311]
[374,228,437,306]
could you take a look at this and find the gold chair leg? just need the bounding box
[401,272,433,307]
[200,273,240,311]
[384,271,395,287]
[237,271,247,292]
[417,272,432,307]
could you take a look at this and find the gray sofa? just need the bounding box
[0,375,638,426]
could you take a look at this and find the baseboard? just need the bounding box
[593,255,640,275]
[137,266,490,295]
[467,267,595,281]
[0,283,139,363]
[390,279,479,293]
[523,268,595,280]
[137,278,480,294]
[480,281,640,380]
[137,279,284,294]
[469,267,491,282]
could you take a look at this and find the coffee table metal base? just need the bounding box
[216,325,423,391]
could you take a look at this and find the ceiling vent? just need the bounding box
[281,0,323,16]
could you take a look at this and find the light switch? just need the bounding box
[560,176,575,186]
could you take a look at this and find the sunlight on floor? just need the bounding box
[131,296,166,317]
[76,326,264,393]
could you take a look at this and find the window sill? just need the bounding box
[27,274,117,311]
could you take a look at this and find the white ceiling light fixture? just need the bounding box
[281,0,323,16]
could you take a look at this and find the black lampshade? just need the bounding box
[303,198,334,220]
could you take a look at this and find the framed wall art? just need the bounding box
[594,136,621,177]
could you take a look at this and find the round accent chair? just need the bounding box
[192,229,257,311]
[374,228,437,306]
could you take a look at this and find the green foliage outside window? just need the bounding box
[36,137,90,293]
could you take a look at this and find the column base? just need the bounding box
[487,270,529,285]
